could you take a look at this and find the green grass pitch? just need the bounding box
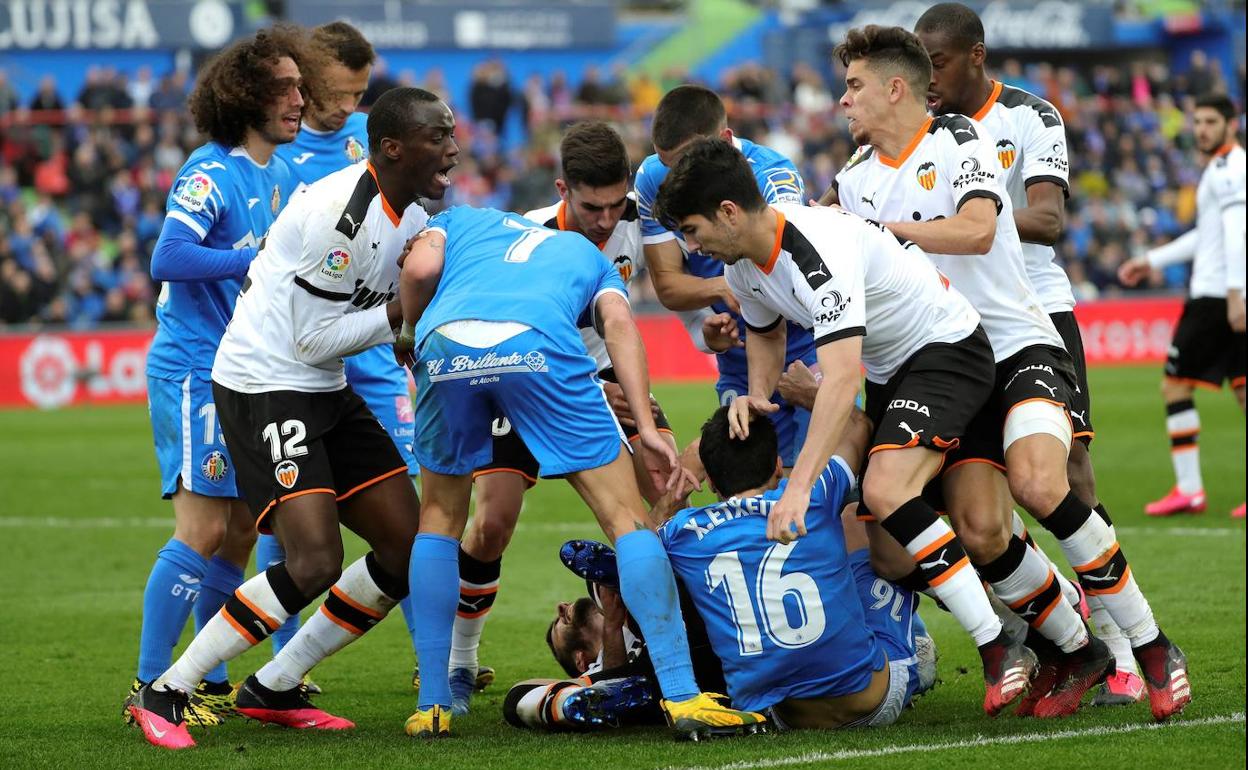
[0,365,1243,768]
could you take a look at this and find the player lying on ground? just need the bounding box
[506,407,937,732]
[440,122,715,714]
[126,87,459,750]
[394,204,766,740]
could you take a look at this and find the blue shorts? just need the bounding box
[715,373,810,468]
[344,344,418,474]
[848,549,921,705]
[148,373,238,498]
[413,325,625,477]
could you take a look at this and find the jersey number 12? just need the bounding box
[706,542,826,656]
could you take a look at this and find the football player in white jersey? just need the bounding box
[1119,93,1246,520]
[440,121,710,714]
[127,88,460,750]
[653,136,1043,718]
[913,1,1145,707]
[830,24,1187,722]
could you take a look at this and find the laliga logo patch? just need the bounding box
[996,139,1017,169]
[174,172,214,212]
[320,247,352,282]
[345,136,366,163]
[201,450,229,482]
[275,459,299,489]
[916,162,937,191]
[523,351,547,371]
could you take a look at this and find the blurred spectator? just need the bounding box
[29,75,65,112]
[0,70,18,114]
[469,59,514,135]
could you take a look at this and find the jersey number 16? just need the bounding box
[706,541,827,657]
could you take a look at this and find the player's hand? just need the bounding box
[728,395,779,439]
[597,585,628,632]
[396,234,419,268]
[767,485,811,544]
[1117,257,1151,287]
[394,321,416,367]
[602,381,659,427]
[1229,290,1246,333]
[638,427,696,494]
[777,360,820,411]
[702,312,743,353]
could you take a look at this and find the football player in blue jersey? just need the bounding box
[265,21,428,677]
[395,205,766,739]
[634,85,817,469]
[505,408,936,733]
[127,26,314,723]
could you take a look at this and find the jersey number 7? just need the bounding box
[706,541,826,656]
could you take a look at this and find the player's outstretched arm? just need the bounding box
[833,407,873,477]
[644,240,741,313]
[727,322,785,440]
[766,336,862,544]
[598,291,686,492]
[884,196,998,255]
[1014,180,1066,246]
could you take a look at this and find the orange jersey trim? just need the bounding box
[367,162,402,226]
[336,466,409,502]
[472,467,539,486]
[256,487,337,531]
[972,80,1003,122]
[1163,375,1223,392]
[878,117,934,169]
[760,210,786,275]
[944,457,1008,474]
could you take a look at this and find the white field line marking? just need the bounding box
[0,517,1242,538]
[667,712,1245,770]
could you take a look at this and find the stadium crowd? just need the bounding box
[0,53,1243,327]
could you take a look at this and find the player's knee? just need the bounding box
[472,515,516,561]
[175,515,228,558]
[1161,377,1191,402]
[1007,465,1067,518]
[954,515,1010,563]
[284,548,344,596]
[861,477,908,520]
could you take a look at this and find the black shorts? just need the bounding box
[1050,311,1094,443]
[1165,297,1247,390]
[863,326,995,461]
[212,383,409,533]
[947,344,1078,470]
[474,368,672,485]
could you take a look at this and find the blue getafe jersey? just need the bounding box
[274,112,369,187]
[634,138,816,376]
[659,458,885,712]
[416,206,626,355]
[147,143,295,379]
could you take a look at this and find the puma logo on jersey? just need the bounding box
[860,194,877,209]
[1034,379,1059,398]
[899,421,924,442]
[806,265,828,280]
[1070,409,1087,426]
[340,211,362,238]
[750,285,764,295]
[920,549,950,571]
[953,127,974,136]
[292,152,315,165]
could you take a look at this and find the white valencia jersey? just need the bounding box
[213,163,426,393]
[971,80,1075,313]
[725,204,980,383]
[835,114,1064,361]
[1192,145,1246,297]
[525,197,644,371]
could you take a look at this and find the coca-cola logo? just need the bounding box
[18,334,148,409]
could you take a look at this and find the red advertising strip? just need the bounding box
[1072,297,1183,365]
[0,298,1185,409]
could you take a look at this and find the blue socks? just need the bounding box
[194,555,244,684]
[255,534,301,652]
[615,530,698,701]
[409,533,460,708]
[137,538,208,682]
